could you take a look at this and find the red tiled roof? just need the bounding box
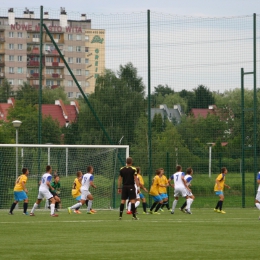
[0,103,12,121]
[191,108,216,119]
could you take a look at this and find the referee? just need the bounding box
[118,157,140,220]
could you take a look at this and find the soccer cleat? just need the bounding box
[170,211,174,214]
[23,212,29,215]
[126,210,132,214]
[179,208,186,213]
[159,208,164,212]
[74,210,82,214]
[119,217,122,220]
[219,210,226,214]
[67,207,72,214]
[90,209,97,213]
[8,212,14,215]
[153,212,161,215]
[214,208,219,212]
[29,213,35,216]
[51,214,59,217]
[143,212,150,214]
[132,217,139,220]
[185,209,192,214]
[87,211,95,214]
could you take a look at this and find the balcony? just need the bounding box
[45,49,64,56]
[45,73,64,79]
[27,38,40,44]
[0,48,4,54]
[45,62,65,68]
[27,47,40,55]
[27,61,45,67]
[0,36,5,42]
[27,73,45,79]
[0,61,4,67]
[0,72,4,78]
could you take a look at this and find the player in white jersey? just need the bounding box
[30,165,58,217]
[254,172,260,219]
[127,183,140,214]
[179,168,195,214]
[168,165,190,214]
[68,166,97,214]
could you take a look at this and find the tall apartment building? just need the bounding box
[0,8,105,98]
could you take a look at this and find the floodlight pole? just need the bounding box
[207,143,214,178]
[12,120,22,179]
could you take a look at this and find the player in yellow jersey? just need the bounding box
[9,168,29,215]
[136,167,149,214]
[213,167,230,214]
[149,168,164,214]
[72,171,83,213]
[158,168,170,212]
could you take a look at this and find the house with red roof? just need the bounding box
[0,97,15,121]
[190,105,217,118]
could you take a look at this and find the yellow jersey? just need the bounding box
[214,173,226,191]
[72,177,82,198]
[159,175,168,194]
[149,175,160,196]
[14,174,27,191]
[137,173,144,193]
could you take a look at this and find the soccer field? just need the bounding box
[0,208,259,260]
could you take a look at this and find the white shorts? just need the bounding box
[255,191,260,201]
[38,189,53,200]
[174,187,188,198]
[187,189,193,197]
[81,190,91,200]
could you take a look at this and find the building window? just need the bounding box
[76,69,81,75]
[56,34,61,39]
[76,35,82,40]
[85,58,89,64]
[68,34,73,40]
[68,46,73,52]
[17,67,23,74]
[67,80,73,87]
[9,44,14,50]
[46,80,54,86]
[85,70,89,76]
[18,56,23,62]
[68,92,73,98]
[86,81,90,87]
[9,55,14,61]
[76,46,81,52]
[85,35,89,41]
[68,57,73,63]
[76,92,82,98]
[18,79,23,85]
[9,79,14,85]
[85,47,89,52]
[46,57,53,63]
[33,34,40,38]
[76,58,81,64]
[18,44,23,50]
[9,67,14,74]
[18,32,23,38]
[9,32,14,38]
[46,69,53,74]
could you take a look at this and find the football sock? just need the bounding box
[131,203,136,218]
[172,199,178,211]
[150,202,157,212]
[215,201,220,209]
[155,203,162,212]
[50,204,55,215]
[135,200,140,209]
[142,202,147,212]
[86,200,89,207]
[127,202,131,212]
[70,202,82,210]
[181,201,187,210]
[55,202,59,209]
[119,203,124,217]
[255,202,260,210]
[10,202,17,213]
[87,200,93,212]
[23,202,28,213]
[161,204,165,209]
[219,201,223,211]
[186,198,193,211]
[31,203,38,213]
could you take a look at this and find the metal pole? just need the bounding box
[209,145,212,178]
[66,147,68,177]
[16,128,18,179]
[241,68,245,208]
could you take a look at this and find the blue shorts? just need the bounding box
[139,193,145,199]
[14,191,28,201]
[76,195,81,201]
[152,195,162,202]
[215,191,224,196]
[160,193,168,199]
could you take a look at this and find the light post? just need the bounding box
[207,143,214,178]
[12,120,22,179]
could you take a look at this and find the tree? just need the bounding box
[190,85,215,109]
[0,79,14,102]
[15,82,38,105]
[42,86,69,104]
[153,84,174,96]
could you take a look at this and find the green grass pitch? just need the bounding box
[0,208,259,260]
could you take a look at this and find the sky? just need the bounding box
[1,0,260,17]
[1,0,259,93]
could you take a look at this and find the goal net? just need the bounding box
[0,144,129,210]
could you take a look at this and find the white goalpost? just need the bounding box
[0,144,129,210]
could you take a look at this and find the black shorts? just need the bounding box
[121,185,136,200]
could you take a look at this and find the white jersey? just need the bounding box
[81,173,93,191]
[170,171,186,189]
[185,174,193,187]
[257,172,260,191]
[39,173,52,191]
